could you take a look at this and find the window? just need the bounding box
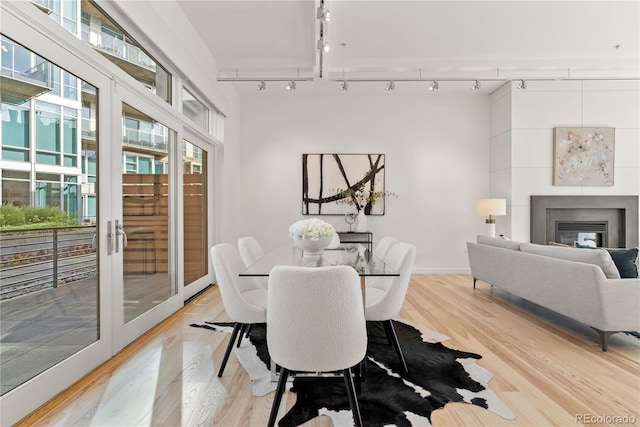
[1,36,32,77]
[182,88,208,131]
[79,1,172,104]
[83,150,97,183]
[62,70,78,100]
[63,175,78,218]
[1,170,30,206]
[35,101,61,165]
[1,103,30,162]
[39,0,78,33]
[123,111,168,152]
[35,173,61,208]
[63,107,78,166]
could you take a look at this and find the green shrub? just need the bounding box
[1,205,77,229]
[0,204,25,227]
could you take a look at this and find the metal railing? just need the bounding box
[0,225,97,300]
[81,24,156,72]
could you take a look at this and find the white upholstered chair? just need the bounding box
[238,236,268,289]
[373,236,398,260]
[365,242,416,373]
[266,266,367,427]
[327,232,341,249]
[210,243,268,377]
[238,236,265,267]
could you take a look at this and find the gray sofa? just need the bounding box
[467,235,640,351]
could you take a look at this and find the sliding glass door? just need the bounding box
[0,36,102,396]
[182,132,213,300]
[1,3,219,423]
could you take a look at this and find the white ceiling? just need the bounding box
[177,0,640,93]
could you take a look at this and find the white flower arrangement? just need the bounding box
[288,218,335,240]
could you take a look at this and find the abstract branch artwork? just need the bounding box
[302,154,386,215]
[553,127,615,186]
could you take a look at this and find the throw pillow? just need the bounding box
[575,245,639,279]
[607,248,639,278]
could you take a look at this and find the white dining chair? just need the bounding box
[365,242,416,373]
[266,265,367,427]
[327,232,341,249]
[238,236,268,289]
[238,236,264,266]
[373,236,398,260]
[210,243,268,377]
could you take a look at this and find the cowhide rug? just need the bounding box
[191,319,515,426]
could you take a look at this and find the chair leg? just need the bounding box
[384,320,408,374]
[237,323,249,348]
[267,367,289,427]
[343,368,363,427]
[218,322,242,377]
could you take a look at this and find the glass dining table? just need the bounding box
[239,243,400,306]
[238,242,399,381]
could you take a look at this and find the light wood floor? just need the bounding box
[17,275,640,426]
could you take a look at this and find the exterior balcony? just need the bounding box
[0,67,52,105]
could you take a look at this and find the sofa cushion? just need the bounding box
[477,235,521,251]
[520,243,621,279]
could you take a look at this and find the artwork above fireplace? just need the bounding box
[531,196,639,248]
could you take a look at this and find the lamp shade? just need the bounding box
[477,199,506,216]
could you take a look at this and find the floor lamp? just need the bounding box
[477,199,506,237]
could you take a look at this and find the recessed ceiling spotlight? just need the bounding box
[516,79,527,90]
[257,80,266,91]
[286,81,296,91]
[385,80,395,91]
[471,80,481,91]
[428,80,439,91]
[339,80,349,91]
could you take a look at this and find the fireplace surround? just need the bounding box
[530,196,639,248]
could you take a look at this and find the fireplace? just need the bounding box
[555,221,608,247]
[531,196,639,248]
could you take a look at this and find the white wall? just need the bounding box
[231,92,491,273]
[491,80,640,242]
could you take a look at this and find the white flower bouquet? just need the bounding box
[288,218,335,240]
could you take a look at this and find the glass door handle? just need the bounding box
[115,220,128,253]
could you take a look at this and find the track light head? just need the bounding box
[516,79,527,89]
[471,80,481,91]
[317,40,330,52]
[428,80,439,91]
[257,80,266,91]
[339,80,349,91]
[385,80,395,91]
[317,6,331,21]
[286,81,296,91]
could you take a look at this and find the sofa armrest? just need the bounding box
[597,278,640,332]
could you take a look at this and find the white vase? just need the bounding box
[292,235,333,255]
[356,209,367,232]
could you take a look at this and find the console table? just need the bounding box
[337,231,373,256]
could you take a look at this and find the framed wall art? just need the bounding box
[553,127,615,186]
[302,153,388,215]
